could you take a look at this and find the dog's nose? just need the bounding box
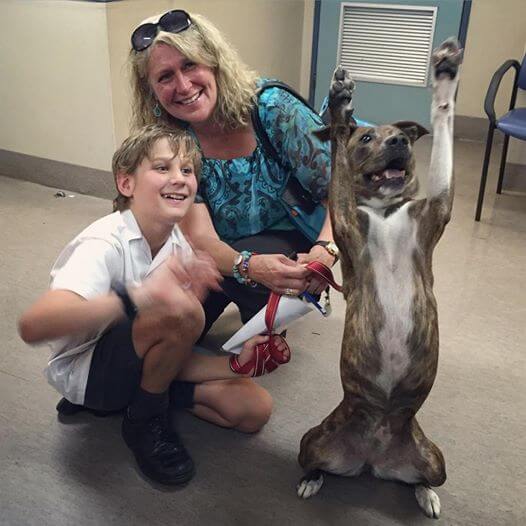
[386,134,409,147]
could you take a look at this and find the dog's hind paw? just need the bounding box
[431,38,463,80]
[297,470,324,499]
[415,485,441,519]
[329,66,355,124]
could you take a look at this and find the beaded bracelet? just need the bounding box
[233,250,257,287]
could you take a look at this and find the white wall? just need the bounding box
[0,0,116,171]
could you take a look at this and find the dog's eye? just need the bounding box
[360,134,372,143]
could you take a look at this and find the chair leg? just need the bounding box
[475,124,495,221]
[496,134,510,194]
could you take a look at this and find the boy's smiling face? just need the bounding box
[117,137,198,229]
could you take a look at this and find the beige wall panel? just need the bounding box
[457,0,526,166]
[0,0,115,171]
[457,0,526,119]
[107,0,173,151]
[107,0,307,145]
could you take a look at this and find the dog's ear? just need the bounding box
[313,125,331,142]
[392,121,429,144]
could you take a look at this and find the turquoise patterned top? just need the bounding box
[193,80,331,243]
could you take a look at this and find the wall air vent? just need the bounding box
[337,3,437,87]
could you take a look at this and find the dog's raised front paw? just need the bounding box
[431,37,463,80]
[297,471,324,499]
[329,66,355,123]
[415,485,441,519]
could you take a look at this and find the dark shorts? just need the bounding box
[84,319,194,412]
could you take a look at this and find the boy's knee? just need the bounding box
[160,300,205,344]
[231,381,273,433]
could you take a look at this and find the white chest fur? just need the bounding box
[360,204,418,396]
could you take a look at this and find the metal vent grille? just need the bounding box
[337,3,437,86]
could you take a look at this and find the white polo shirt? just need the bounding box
[45,209,193,405]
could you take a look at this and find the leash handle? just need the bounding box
[305,261,343,292]
[230,261,341,377]
[265,292,281,333]
[264,261,342,334]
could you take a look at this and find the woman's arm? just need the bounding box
[304,202,337,266]
[182,203,309,295]
[181,202,238,275]
[260,88,337,291]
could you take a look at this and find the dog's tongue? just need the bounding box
[382,169,405,179]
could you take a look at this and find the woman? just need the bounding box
[129,9,338,335]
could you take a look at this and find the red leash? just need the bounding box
[229,262,342,377]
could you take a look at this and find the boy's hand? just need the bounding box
[237,335,271,369]
[131,252,222,311]
[184,250,223,302]
[234,334,290,377]
[129,255,191,311]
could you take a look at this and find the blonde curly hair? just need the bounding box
[129,12,259,131]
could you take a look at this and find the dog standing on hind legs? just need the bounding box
[297,39,463,519]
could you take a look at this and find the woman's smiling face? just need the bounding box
[147,44,218,126]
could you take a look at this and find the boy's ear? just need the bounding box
[116,172,135,197]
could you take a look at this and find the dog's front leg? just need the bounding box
[424,38,463,229]
[328,67,365,264]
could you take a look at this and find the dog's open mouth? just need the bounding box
[365,157,407,188]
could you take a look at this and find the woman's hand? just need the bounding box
[297,245,336,295]
[247,254,310,295]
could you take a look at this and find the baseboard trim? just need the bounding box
[454,115,503,143]
[1,127,522,198]
[0,149,114,199]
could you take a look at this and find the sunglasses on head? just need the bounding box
[131,10,192,52]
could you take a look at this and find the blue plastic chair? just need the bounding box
[475,54,526,221]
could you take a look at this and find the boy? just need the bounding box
[18,125,279,487]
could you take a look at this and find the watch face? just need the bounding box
[326,242,339,257]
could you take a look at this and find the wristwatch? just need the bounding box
[313,240,340,261]
[113,284,139,320]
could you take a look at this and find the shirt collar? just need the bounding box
[120,209,143,242]
[120,209,184,247]
[120,209,187,274]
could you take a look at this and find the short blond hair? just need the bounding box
[129,12,259,131]
[112,124,201,212]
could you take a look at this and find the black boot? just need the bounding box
[122,410,195,486]
[56,398,117,417]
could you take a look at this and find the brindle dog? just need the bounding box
[297,39,462,519]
